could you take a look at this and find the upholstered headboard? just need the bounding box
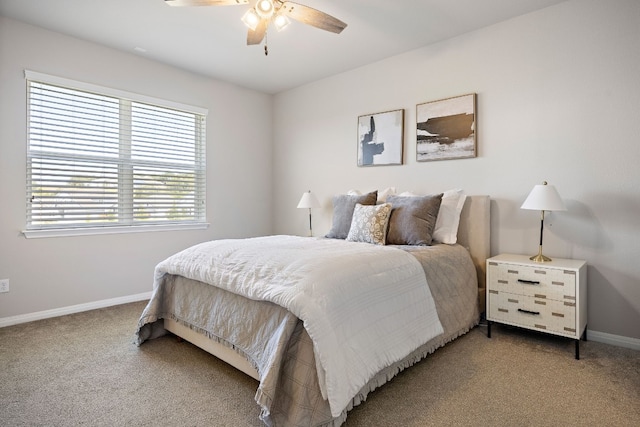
[456,195,491,312]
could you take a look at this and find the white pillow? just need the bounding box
[348,187,397,203]
[377,187,397,203]
[346,203,392,245]
[433,189,467,244]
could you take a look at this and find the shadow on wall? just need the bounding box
[490,192,640,241]
[487,198,509,255]
[552,199,613,255]
[552,194,640,340]
[488,197,617,257]
[587,266,640,339]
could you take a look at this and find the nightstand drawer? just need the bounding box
[488,261,576,301]
[488,291,577,337]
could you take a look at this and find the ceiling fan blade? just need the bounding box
[165,0,248,7]
[279,1,347,34]
[247,19,268,45]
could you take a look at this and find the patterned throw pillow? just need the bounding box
[346,203,392,245]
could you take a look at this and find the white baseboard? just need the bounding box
[0,291,152,328]
[587,329,640,351]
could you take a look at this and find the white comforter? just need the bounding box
[154,235,443,417]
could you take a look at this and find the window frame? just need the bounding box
[22,70,209,238]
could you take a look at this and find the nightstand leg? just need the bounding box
[575,339,580,360]
[487,320,492,338]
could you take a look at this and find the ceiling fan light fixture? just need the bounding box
[255,0,275,19]
[274,14,290,32]
[241,8,261,31]
[166,0,347,55]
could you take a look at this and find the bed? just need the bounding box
[136,193,490,427]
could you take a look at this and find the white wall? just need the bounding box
[273,0,640,340]
[0,17,273,319]
[2,1,638,342]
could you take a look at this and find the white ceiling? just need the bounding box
[0,0,567,94]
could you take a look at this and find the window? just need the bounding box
[24,71,207,238]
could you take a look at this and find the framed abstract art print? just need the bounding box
[357,109,404,166]
[416,93,476,162]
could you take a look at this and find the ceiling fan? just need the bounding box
[165,0,348,55]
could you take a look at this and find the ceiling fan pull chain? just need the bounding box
[264,31,268,56]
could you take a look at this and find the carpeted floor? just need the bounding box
[1,301,638,427]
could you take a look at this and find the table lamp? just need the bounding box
[297,190,320,236]
[521,181,566,262]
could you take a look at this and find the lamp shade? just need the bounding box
[521,181,566,212]
[297,191,320,209]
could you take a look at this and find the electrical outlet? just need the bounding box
[0,279,9,293]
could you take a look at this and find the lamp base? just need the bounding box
[530,246,552,263]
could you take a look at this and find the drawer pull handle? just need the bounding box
[518,308,540,316]
[518,279,540,285]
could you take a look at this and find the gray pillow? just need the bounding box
[325,191,378,239]
[386,194,443,245]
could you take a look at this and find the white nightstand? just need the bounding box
[486,254,587,359]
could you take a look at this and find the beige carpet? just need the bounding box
[1,301,638,427]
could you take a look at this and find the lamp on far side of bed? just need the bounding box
[297,190,321,237]
[521,181,566,262]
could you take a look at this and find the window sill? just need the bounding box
[22,222,209,239]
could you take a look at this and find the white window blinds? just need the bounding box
[25,71,207,234]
